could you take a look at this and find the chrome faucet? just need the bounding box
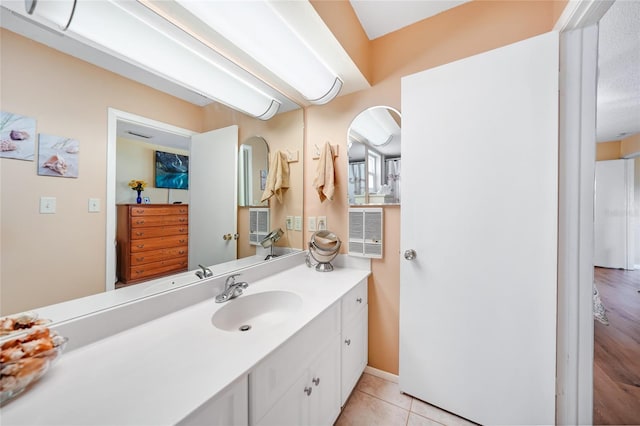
[215,273,248,303]
[195,264,213,279]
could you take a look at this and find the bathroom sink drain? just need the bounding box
[239,324,252,332]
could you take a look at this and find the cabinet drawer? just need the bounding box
[131,215,188,227]
[128,257,188,280]
[130,235,188,252]
[250,302,340,424]
[130,206,188,216]
[341,278,367,324]
[131,225,189,239]
[129,246,188,266]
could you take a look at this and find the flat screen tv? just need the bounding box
[155,151,189,190]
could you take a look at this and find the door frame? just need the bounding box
[106,108,197,291]
[555,1,614,424]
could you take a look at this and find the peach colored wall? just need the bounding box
[597,141,622,160]
[0,29,203,315]
[309,0,560,375]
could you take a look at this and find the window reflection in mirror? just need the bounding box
[347,106,401,205]
[238,136,269,207]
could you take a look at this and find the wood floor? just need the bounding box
[593,267,640,425]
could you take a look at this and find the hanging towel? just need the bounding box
[313,142,336,202]
[261,151,290,203]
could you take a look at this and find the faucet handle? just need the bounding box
[225,273,242,286]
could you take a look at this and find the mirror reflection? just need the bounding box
[0,27,304,318]
[347,106,401,205]
[238,136,269,207]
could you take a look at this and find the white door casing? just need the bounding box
[189,125,238,270]
[400,31,559,425]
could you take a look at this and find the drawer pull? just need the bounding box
[356,297,363,304]
[178,250,186,255]
[179,228,186,232]
[135,209,144,214]
[304,386,312,396]
[136,220,145,225]
[135,232,144,237]
[136,257,145,262]
[134,270,144,275]
[344,339,351,346]
[179,239,186,244]
[136,244,145,249]
[312,377,320,386]
[179,218,187,222]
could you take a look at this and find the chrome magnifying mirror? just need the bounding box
[306,230,341,272]
[260,228,284,260]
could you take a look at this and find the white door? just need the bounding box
[400,32,559,425]
[189,125,238,270]
[594,159,635,269]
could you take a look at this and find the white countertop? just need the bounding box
[1,264,370,425]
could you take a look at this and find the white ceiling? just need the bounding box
[351,0,640,143]
[350,0,470,40]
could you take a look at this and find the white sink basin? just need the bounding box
[211,290,303,332]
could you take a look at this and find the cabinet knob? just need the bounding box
[345,339,351,346]
[304,386,312,396]
[356,298,362,304]
[312,377,320,386]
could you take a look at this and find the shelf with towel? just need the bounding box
[312,143,339,160]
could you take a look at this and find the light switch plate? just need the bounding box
[294,216,302,231]
[308,216,316,232]
[317,216,327,231]
[39,197,56,214]
[285,216,293,230]
[88,198,100,212]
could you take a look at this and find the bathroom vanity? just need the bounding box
[1,255,369,425]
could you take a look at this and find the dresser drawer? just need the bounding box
[130,206,188,216]
[129,235,188,252]
[131,215,188,227]
[128,257,188,280]
[129,246,188,266]
[131,225,189,239]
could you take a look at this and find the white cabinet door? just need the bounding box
[309,335,341,426]
[178,376,248,426]
[341,305,368,406]
[256,372,310,426]
[400,31,558,425]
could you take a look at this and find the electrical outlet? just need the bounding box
[285,216,293,230]
[88,198,100,213]
[39,197,56,214]
[308,216,316,232]
[294,216,302,231]
[317,216,327,231]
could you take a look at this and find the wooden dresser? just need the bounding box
[116,204,189,284]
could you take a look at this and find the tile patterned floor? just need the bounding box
[335,373,476,426]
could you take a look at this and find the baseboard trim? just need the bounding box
[364,366,399,383]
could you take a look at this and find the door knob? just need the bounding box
[404,249,417,260]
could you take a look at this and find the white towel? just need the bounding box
[261,151,290,203]
[313,142,336,202]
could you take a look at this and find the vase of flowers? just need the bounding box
[128,179,147,204]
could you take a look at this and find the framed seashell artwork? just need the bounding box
[0,111,36,161]
[37,134,79,178]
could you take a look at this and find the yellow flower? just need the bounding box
[128,179,147,191]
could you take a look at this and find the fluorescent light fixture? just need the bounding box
[25,0,76,30]
[35,0,281,119]
[175,0,343,105]
[350,108,400,147]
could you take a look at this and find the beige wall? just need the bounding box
[116,138,189,205]
[597,140,622,160]
[0,29,203,314]
[309,0,561,375]
[621,133,640,158]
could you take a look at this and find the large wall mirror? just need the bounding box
[238,136,269,207]
[347,106,401,205]
[0,25,304,319]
